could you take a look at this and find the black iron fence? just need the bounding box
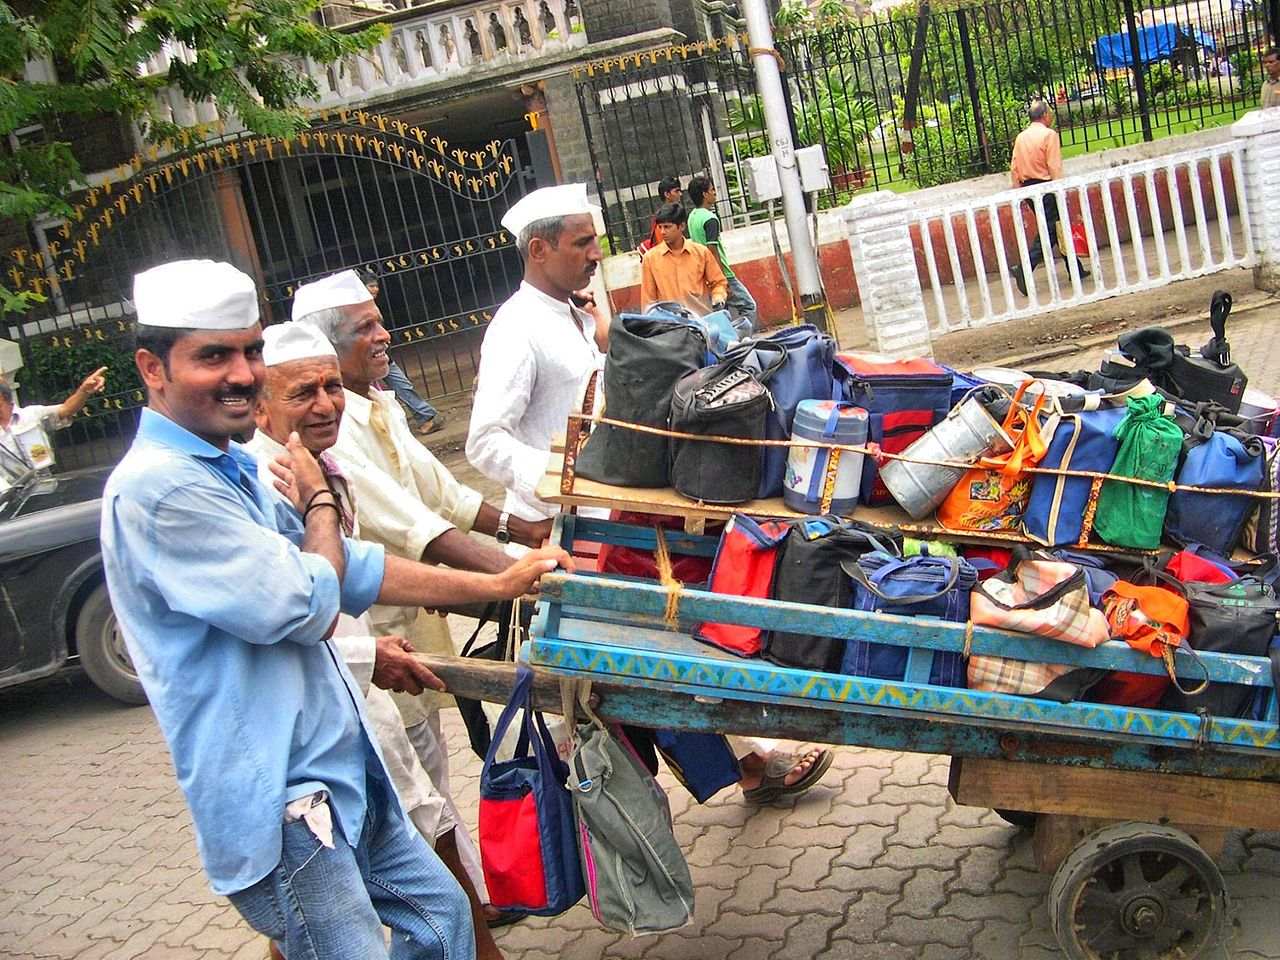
[577,0,1274,251]
[3,114,536,470]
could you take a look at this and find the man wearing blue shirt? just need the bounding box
[101,259,569,960]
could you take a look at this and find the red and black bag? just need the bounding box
[834,354,952,506]
[693,515,792,657]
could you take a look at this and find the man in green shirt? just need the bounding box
[686,174,757,332]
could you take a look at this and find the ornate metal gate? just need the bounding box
[3,109,535,470]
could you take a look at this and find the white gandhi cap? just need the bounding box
[500,183,603,237]
[262,322,339,367]
[132,260,260,329]
[291,269,374,322]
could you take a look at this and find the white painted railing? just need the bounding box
[910,140,1256,334]
[140,0,587,123]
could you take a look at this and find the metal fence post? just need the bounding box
[1120,0,1154,142]
[955,7,991,172]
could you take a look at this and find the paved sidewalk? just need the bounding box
[5,303,1280,959]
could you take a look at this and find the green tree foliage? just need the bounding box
[1,0,387,312]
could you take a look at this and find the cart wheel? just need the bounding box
[1048,821,1227,960]
[994,808,1037,829]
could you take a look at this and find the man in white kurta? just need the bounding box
[466,184,606,524]
[243,322,504,960]
[465,184,833,805]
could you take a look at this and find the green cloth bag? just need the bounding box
[1093,395,1183,549]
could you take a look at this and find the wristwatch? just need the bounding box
[495,511,512,545]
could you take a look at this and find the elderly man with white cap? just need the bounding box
[100,260,571,960]
[465,183,607,528]
[244,321,506,960]
[290,268,546,923]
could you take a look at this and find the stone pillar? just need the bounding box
[578,0,674,41]
[842,192,933,358]
[1232,108,1280,293]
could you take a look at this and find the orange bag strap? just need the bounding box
[988,381,1050,477]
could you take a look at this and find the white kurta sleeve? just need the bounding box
[331,632,378,696]
[466,331,554,503]
[332,447,456,563]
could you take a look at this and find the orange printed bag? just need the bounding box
[937,383,1053,532]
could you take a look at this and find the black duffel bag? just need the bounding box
[577,314,707,487]
[763,520,899,673]
[669,351,783,504]
[1159,575,1280,719]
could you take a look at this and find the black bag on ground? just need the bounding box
[1166,290,1247,413]
[454,601,527,759]
[669,354,780,504]
[763,519,899,673]
[578,315,707,487]
[1158,576,1280,718]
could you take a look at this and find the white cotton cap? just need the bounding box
[500,183,603,237]
[291,269,374,322]
[262,322,339,367]
[133,260,259,329]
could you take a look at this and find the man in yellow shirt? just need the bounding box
[1008,100,1087,295]
[639,202,728,312]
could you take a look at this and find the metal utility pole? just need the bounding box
[740,0,827,327]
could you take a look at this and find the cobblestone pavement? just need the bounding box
[6,302,1280,959]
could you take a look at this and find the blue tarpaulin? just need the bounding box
[1094,23,1217,69]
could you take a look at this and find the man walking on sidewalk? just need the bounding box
[1008,100,1088,296]
[686,174,756,331]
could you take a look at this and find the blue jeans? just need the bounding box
[228,785,474,960]
[725,276,757,333]
[385,361,439,425]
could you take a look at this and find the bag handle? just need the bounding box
[842,555,961,604]
[482,664,535,777]
[482,664,561,783]
[718,340,789,382]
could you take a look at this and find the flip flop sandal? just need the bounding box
[741,747,834,804]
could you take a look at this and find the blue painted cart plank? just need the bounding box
[527,626,1280,755]
[540,575,1273,688]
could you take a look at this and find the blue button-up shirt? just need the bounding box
[101,409,389,895]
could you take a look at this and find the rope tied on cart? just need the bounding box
[653,527,684,626]
[566,411,1280,500]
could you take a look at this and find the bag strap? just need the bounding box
[481,664,536,776]
[842,555,961,604]
[1166,645,1211,697]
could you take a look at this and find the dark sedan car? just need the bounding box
[0,466,145,704]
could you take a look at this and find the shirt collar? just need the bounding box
[517,281,574,320]
[656,242,689,257]
[136,408,258,487]
[341,387,374,426]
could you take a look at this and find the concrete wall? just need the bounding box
[595,126,1245,328]
[600,209,857,325]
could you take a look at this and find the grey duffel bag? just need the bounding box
[563,683,694,936]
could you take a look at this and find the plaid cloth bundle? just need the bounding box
[968,557,1110,698]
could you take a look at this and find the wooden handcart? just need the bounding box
[433,456,1280,959]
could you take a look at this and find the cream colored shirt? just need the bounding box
[1009,122,1063,187]
[1263,80,1280,109]
[329,386,482,720]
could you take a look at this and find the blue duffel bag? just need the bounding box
[724,324,837,499]
[842,552,978,688]
[1023,399,1129,546]
[1165,429,1266,555]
